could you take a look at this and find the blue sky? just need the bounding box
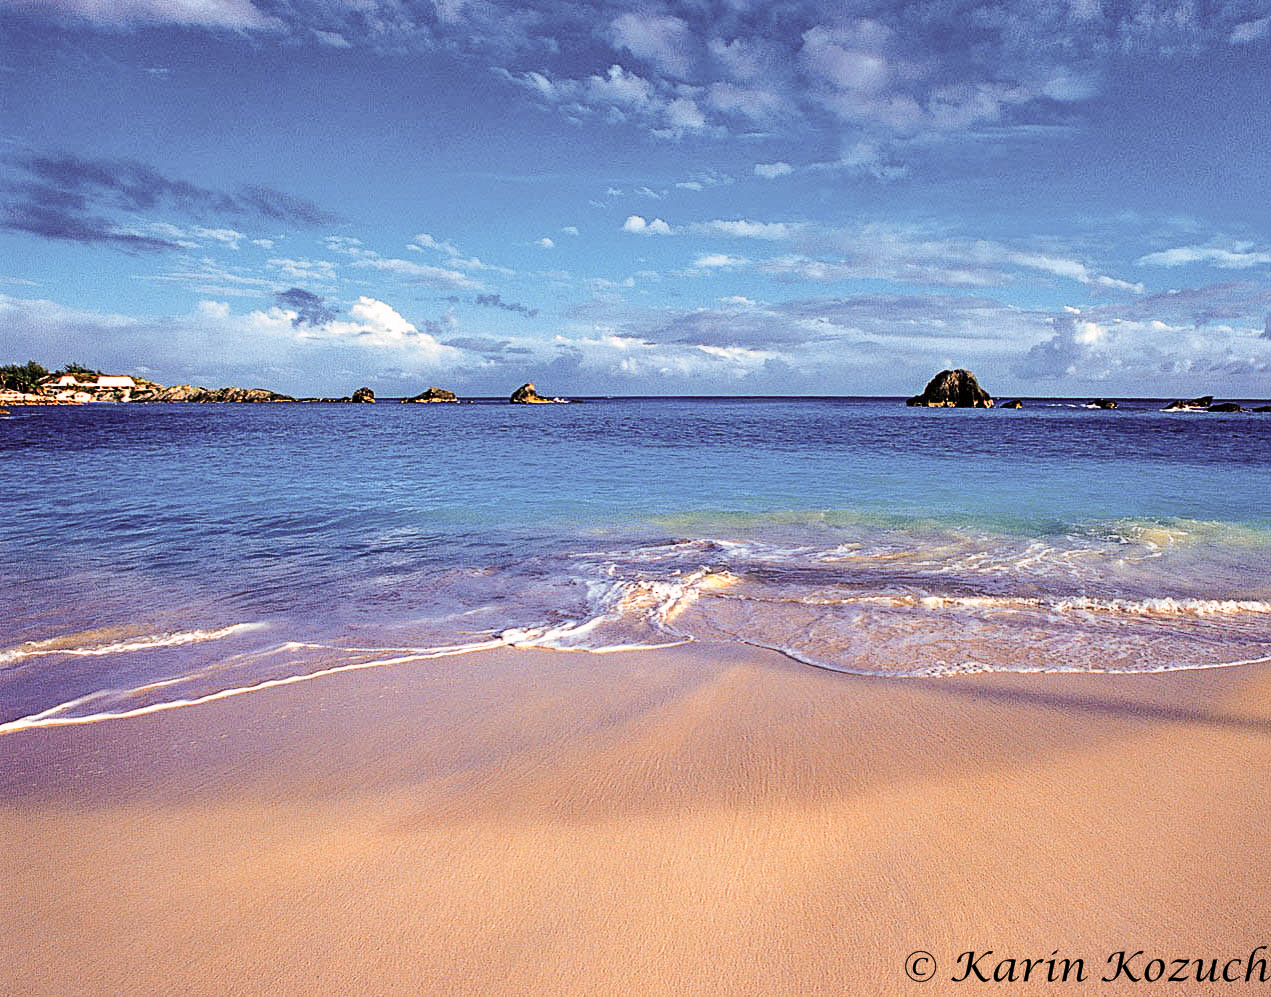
[2,0,1269,397]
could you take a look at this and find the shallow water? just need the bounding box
[2,398,1269,730]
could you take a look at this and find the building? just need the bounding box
[40,373,137,402]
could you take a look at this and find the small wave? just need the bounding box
[790,593,1271,618]
[501,567,737,651]
[0,636,507,735]
[0,622,268,667]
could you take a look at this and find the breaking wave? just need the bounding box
[2,515,1268,734]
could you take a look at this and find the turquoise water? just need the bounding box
[2,398,1269,730]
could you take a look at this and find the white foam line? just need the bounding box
[0,638,508,736]
[733,636,1271,680]
[0,627,707,736]
[0,623,268,666]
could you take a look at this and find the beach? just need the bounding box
[4,641,1269,994]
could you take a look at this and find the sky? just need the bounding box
[2,0,1270,397]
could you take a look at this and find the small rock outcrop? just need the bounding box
[510,382,557,404]
[906,369,993,408]
[403,386,458,403]
[1086,398,1118,410]
[350,386,375,404]
[1254,406,1271,413]
[1207,402,1245,413]
[1162,395,1213,412]
[999,399,1022,409]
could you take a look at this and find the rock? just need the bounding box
[905,369,994,408]
[1206,402,1245,413]
[131,384,295,403]
[1085,398,1118,410]
[999,399,1022,409]
[1162,395,1213,412]
[403,386,458,403]
[510,381,559,404]
[350,386,375,404]
[1254,406,1271,413]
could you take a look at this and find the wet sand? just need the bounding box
[3,643,1269,994]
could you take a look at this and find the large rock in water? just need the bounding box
[1162,395,1212,412]
[510,381,556,404]
[403,386,458,403]
[350,386,375,404]
[905,369,994,408]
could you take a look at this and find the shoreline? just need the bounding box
[4,642,1269,993]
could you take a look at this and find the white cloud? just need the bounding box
[1137,245,1271,268]
[755,161,794,179]
[10,0,278,29]
[147,257,275,297]
[693,253,749,268]
[267,257,338,287]
[352,254,483,290]
[314,29,351,48]
[663,97,708,133]
[799,24,890,94]
[197,299,231,319]
[706,82,785,120]
[622,215,673,236]
[411,232,462,256]
[561,226,580,236]
[537,237,554,249]
[587,64,655,108]
[194,227,246,249]
[692,219,800,240]
[1230,17,1270,43]
[609,12,694,78]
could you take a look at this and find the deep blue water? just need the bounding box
[2,398,1269,729]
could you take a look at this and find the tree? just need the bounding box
[0,361,49,394]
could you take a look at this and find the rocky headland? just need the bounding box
[131,383,296,403]
[906,369,994,408]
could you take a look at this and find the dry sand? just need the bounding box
[2,643,1269,994]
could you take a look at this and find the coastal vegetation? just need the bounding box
[0,361,101,394]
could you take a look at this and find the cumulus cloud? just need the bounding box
[609,12,694,78]
[622,215,673,235]
[0,290,476,392]
[1016,292,1271,384]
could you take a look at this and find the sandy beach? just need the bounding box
[3,642,1269,993]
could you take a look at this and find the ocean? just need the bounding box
[2,398,1269,732]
